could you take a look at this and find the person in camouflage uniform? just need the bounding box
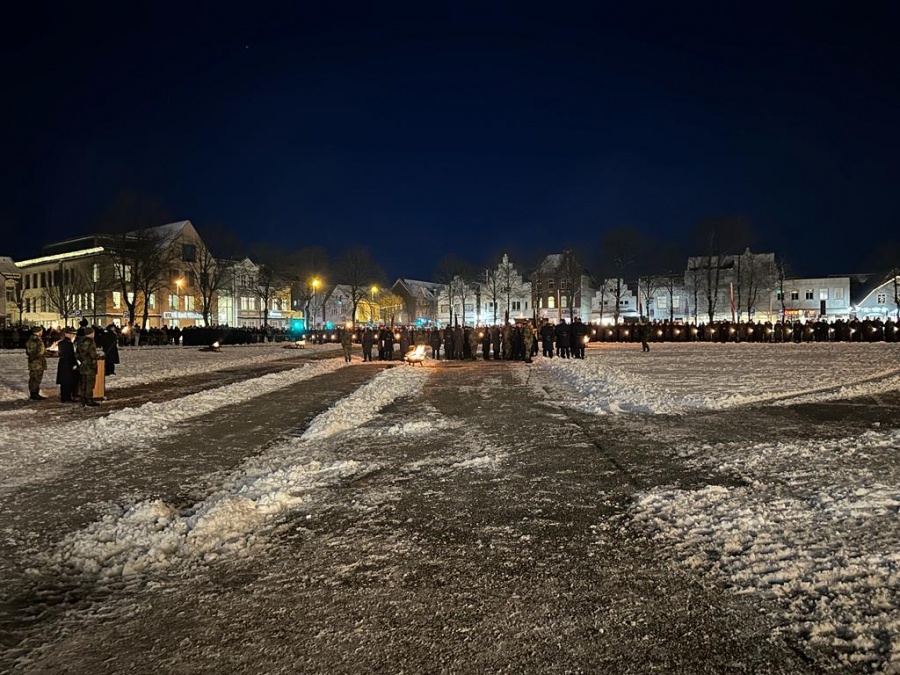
[25,326,47,400]
[76,326,101,407]
[467,327,479,360]
[523,321,535,364]
[340,329,353,363]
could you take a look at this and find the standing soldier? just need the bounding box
[443,325,454,360]
[554,318,571,358]
[467,326,479,361]
[571,317,587,358]
[540,320,555,358]
[490,325,501,360]
[76,326,101,407]
[480,327,491,360]
[501,323,512,360]
[453,325,465,361]
[523,321,535,363]
[429,328,442,359]
[361,327,374,362]
[340,328,353,363]
[25,326,47,401]
[56,327,78,402]
[639,321,651,353]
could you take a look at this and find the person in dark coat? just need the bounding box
[540,320,555,358]
[443,326,454,360]
[555,319,571,358]
[639,321,651,352]
[56,327,78,402]
[101,324,120,375]
[480,327,491,360]
[429,328,442,359]
[361,327,374,362]
[571,317,587,358]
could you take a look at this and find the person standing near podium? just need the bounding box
[76,326,101,407]
[57,327,78,402]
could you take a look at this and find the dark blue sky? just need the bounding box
[3,1,898,279]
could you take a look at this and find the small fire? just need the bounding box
[212,341,220,348]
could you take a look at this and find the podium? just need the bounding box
[92,356,106,400]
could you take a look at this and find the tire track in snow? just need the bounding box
[46,365,431,579]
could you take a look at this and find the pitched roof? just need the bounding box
[127,220,192,243]
[0,256,21,278]
[395,278,441,297]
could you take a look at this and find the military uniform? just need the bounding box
[340,330,353,363]
[76,332,101,406]
[25,329,47,400]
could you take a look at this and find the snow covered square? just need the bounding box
[1,342,899,673]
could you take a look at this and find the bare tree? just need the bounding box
[557,249,583,320]
[481,267,502,324]
[285,246,329,327]
[334,247,384,325]
[249,263,280,328]
[187,241,232,326]
[435,255,477,325]
[775,256,792,321]
[10,277,25,326]
[44,263,91,326]
[691,216,753,322]
[599,227,642,323]
[735,249,776,321]
[638,275,660,322]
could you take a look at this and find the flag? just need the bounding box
[730,282,736,322]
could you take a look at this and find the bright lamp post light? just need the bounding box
[370,285,379,323]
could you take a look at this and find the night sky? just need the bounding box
[3,2,898,280]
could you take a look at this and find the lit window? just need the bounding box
[560,296,568,308]
[148,294,156,309]
[834,288,844,300]
[184,296,194,311]
[112,291,122,308]
[819,289,828,300]
[170,294,179,310]
[92,263,100,282]
[547,296,555,309]
[657,296,668,309]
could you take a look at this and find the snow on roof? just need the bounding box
[0,256,22,278]
[127,220,192,243]
[537,253,564,272]
[395,278,441,297]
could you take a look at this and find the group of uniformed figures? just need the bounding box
[344,318,591,363]
[594,317,899,344]
[24,322,109,406]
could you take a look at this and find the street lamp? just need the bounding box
[370,285,379,324]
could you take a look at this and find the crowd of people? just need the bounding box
[14,315,898,404]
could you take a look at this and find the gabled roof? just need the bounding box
[127,220,193,243]
[851,272,899,306]
[394,278,441,297]
[0,256,21,279]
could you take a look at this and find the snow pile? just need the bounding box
[50,365,431,578]
[50,461,362,577]
[631,429,900,672]
[301,365,430,441]
[0,358,348,490]
[539,343,900,414]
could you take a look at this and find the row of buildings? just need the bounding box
[1,221,898,329]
